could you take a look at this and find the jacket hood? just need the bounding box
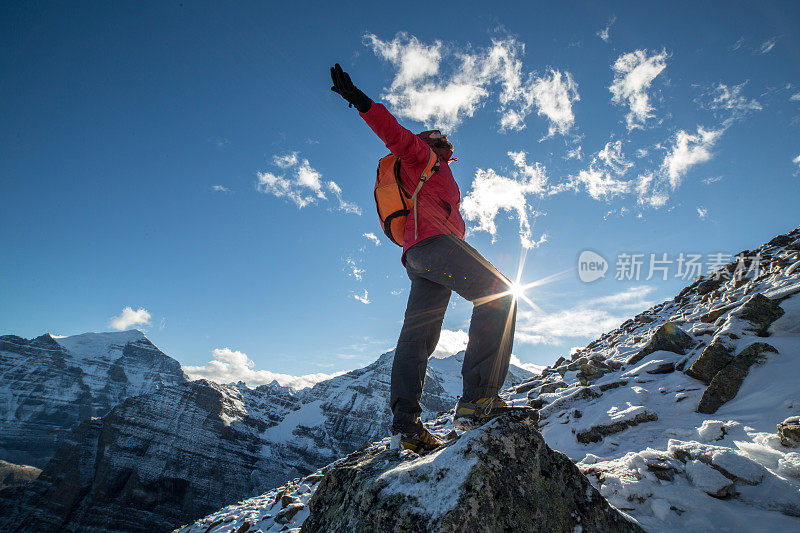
[417,130,454,161]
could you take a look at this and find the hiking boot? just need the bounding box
[392,425,445,454]
[453,396,534,430]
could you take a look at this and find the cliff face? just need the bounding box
[0,330,187,468]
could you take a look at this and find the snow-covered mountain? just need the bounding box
[0,330,187,468]
[177,227,800,533]
[0,348,532,532]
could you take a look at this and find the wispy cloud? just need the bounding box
[697,206,708,219]
[362,232,381,246]
[184,347,345,390]
[562,140,637,201]
[352,289,371,304]
[662,127,723,189]
[790,93,800,102]
[596,15,616,43]
[609,49,668,130]
[257,151,361,214]
[515,286,656,344]
[697,82,762,126]
[211,185,230,193]
[344,257,364,281]
[363,32,579,134]
[703,175,723,185]
[759,37,777,54]
[108,307,151,331]
[793,154,800,166]
[461,151,548,247]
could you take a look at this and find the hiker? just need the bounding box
[330,64,526,453]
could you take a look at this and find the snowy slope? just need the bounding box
[178,228,800,533]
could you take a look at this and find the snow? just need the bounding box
[53,330,147,361]
[684,459,731,495]
[378,426,482,518]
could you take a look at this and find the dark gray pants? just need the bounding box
[391,233,516,431]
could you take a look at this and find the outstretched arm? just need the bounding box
[330,63,430,167]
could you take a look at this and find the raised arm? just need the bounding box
[330,63,429,166]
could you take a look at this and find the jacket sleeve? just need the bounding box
[359,103,430,168]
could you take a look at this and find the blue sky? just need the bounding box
[2,1,799,387]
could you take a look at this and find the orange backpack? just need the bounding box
[373,149,439,246]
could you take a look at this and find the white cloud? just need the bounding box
[211,185,230,192]
[703,175,723,184]
[352,289,370,304]
[364,32,578,134]
[327,180,362,215]
[567,140,635,200]
[697,207,708,219]
[565,146,583,160]
[344,257,364,281]
[609,49,668,130]
[662,127,723,189]
[363,232,381,246]
[431,328,469,358]
[759,38,776,54]
[793,154,800,165]
[257,152,360,214]
[791,93,800,102]
[108,307,151,331]
[461,151,548,247]
[510,354,546,374]
[515,286,656,344]
[390,289,404,296]
[184,348,345,390]
[706,83,762,113]
[516,69,580,137]
[596,16,616,43]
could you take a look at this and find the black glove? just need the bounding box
[330,63,372,113]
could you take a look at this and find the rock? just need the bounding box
[515,379,541,394]
[768,234,792,247]
[697,343,777,414]
[0,460,41,490]
[697,278,723,295]
[778,416,800,447]
[553,356,566,368]
[686,341,734,384]
[528,397,546,409]
[275,503,304,524]
[539,381,568,394]
[577,362,609,385]
[575,407,658,443]
[738,293,785,336]
[302,416,643,532]
[627,322,694,365]
[646,362,676,375]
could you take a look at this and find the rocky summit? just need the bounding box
[303,415,642,533]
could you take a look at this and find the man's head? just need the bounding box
[418,130,454,160]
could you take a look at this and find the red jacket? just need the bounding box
[360,103,466,264]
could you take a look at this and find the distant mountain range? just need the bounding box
[0,330,532,532]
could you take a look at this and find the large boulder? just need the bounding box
[697,343,777,414]
[628,322,694,365]
[302,416,643,532]
[686,340,734,384]
[738,293,785,336]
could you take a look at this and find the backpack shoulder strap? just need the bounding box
[409,148,440,240]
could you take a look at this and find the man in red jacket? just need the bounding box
[331,64,523,453]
